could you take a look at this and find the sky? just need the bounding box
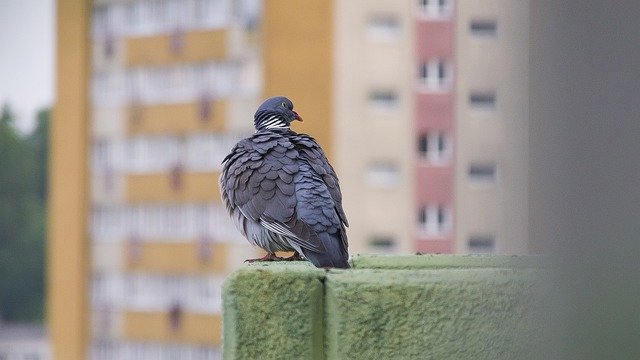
[0,0,54,133]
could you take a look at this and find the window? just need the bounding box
[468,235,495,253]
[92,204,231,242]
[126,273,224,315]
[418,133,428,155]
[468,163,497,184]
[366,15,400,42]
[92,5,108,38]
[368,236,396,253]
[170,27,185,55]
[93,139,110,170]
[419,59,453,91]
[470,19,498,37]
[418,132,451,164]
[91,273,124,305]
[368,90,399,110]
[92,340,116,360]
[130,0,158,36]
[92,206,129,241]
[365,162,400,188]
[122,63,245,105]
[92,71,127,108]
[188,276,222,312]
[103,34,115,59]
[126,136,182,174]
[186,134,245,173]
[438,133,446,153]
[95,0,234,38]
[164,0,190,30]
[211,62,238,97]
[469,91,497,110]
[92,4,127,39]
[418,204,452,236]
[418,0,453,20]
[197,0,231,29]
[233,0,261,30]
[237,59,261,96]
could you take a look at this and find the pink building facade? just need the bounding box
[414,5,456,253]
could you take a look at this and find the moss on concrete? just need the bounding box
[222,262,326,360]
[222,256,547,359]
[325,268,545,360]
[350,254,544,270]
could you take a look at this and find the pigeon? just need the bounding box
[219,96,350,268]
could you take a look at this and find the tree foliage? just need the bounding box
[0,104,48,322]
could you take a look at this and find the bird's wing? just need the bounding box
[221,131,326,253]
[290,134,349,257]
[292,159,349,267]
[293,134,349,228]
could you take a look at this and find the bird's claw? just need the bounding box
[283,251,304,261]
[244,253,284,263]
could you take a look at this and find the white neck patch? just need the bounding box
[263,115,289,129]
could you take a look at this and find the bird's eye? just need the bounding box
[281,102,287,108]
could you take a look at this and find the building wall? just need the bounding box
[334,0,415,254]
[455,0,530,254]
[0,338,51,360]
[263,0,334,159]
[49,0,91,359]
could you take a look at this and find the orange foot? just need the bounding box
[283,251,304,261]
[244,252,284,263]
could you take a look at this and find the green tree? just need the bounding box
[30,108,49,203]
[0,104,47,322]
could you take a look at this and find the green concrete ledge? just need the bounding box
[350,253,545,269]
[223,256,546,359]
[222,262,326,359]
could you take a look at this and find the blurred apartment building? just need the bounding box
[51,0,529,358]
[52,0,333,359]
[336,0,530,255]
[454,0,530,254]
[89,0,263,358]
[0,324,50,360]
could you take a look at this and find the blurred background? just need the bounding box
[1,0,639,359]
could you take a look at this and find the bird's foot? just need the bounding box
[244,253,284,263]
[283,251,304,261]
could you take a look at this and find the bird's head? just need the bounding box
[254,96,303,131]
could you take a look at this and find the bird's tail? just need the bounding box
[301,232,350,269]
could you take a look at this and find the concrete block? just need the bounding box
[350,254,544,270]
[325,267,545,360]
[222,262,326,360]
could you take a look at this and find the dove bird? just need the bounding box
[219,96,349,268]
